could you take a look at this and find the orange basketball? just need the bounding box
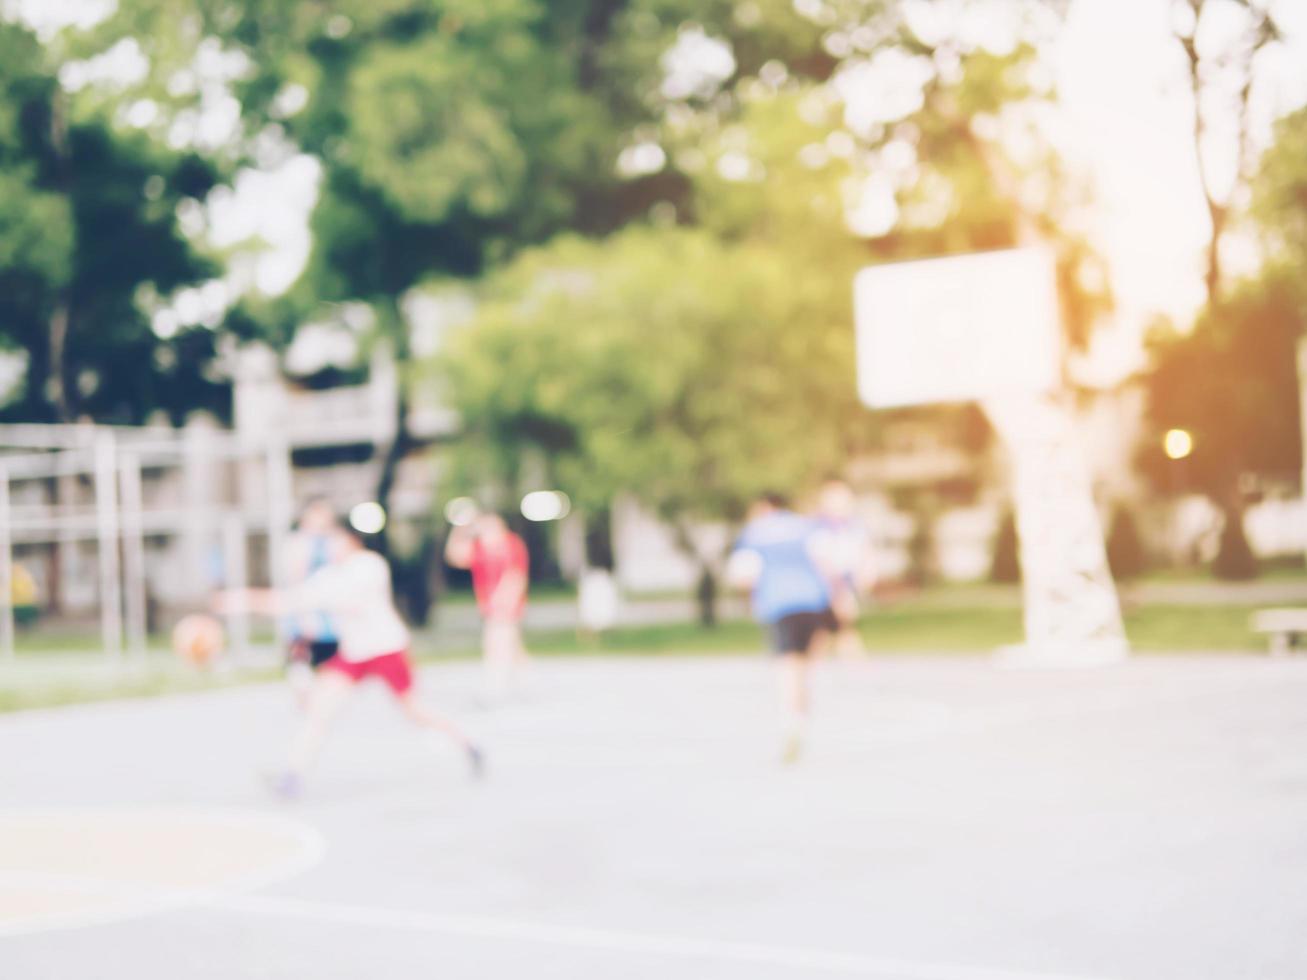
[172,614,225,667]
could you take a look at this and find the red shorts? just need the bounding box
[322,651,414,695]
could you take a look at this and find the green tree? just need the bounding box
[1170,0,1281,308]
[437,226,853,608]
[87,0,1094,581]
[438,1,1100,606]
[98,0,835,528]
[1140,102,1307,578]
[1253,106,1307,286]
[0,18,222,423]
[1140,274,1302,576]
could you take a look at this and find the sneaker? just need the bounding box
[265,770,302,801]
[780,734,803,766]
[465,744,486,781]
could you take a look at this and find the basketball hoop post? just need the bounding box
[854,247,1128,666]
[982,392,1128,666]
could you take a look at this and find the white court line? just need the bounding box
[208,892,1123,980]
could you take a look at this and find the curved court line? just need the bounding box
[209,892,1124,980]
[0,807,325,937]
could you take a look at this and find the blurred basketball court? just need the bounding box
[3,653,1306,979]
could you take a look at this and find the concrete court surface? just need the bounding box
[1,653,1306,980]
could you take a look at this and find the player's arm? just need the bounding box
[284,536,310,585]
[725,547,762,590]
[444,526,475,569]
[854,547,879,595]
[805,528,841,583]
[286,563,362,617]
[212,587,282,617]
[216,565,354,618]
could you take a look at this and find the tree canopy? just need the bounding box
[1140,101,1307,513]
[0,17,222,424]
[438,227,854,524]
[1140,273,1302,503]
[434,2,1094,547]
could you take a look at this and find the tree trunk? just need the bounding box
[373,296,412,558]
[1174,0,1274,312]
[48,89,73,421]
[583,507,614,570]
[49,303,71,421]
[1213,502,1258,581]
[695,564,717,628]
[1203,201,1226,311]
[1179,21,1226,312]
[374,389,411,556]
[670,517,719,628]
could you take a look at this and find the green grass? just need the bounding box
[485,604,1264,657]
[0,658,277,714]
[8,624,279,655]
[1128,558,1307,585]
[1,597,1273,714]
[9,628,168,656]
[1123,604,1264,651]
[439,582,580,605]
[467,610,1020,657]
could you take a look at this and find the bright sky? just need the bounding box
[10,0,1307,383]
[1057,0,1307,379]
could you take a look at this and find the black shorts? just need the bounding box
[768,609,833,656]
[291,639,340,669]
[308,640,339,668]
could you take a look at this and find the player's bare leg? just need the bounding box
[508,621,533,695]
[777,652,810,764]
[834,626,865,660]
[400,692,485,778]
[287,659,315,710]
[482,619,526,702]
[274,669,355,797]
[285,640,316,710]
[831,591,866,661]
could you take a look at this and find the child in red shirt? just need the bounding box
[446,512,531,702]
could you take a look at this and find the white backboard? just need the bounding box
[854,247,1062,409]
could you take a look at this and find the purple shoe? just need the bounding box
[466,745,486,781]
[265,770,302,801]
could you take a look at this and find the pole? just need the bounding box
[94,431,123,661]
[265,436,294,593]
[182,420,217,601]
[119,453,149,661]
[222,512,251,658]
[0,466,14,662]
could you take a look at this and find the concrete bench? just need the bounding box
[1251,608,1307,656]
